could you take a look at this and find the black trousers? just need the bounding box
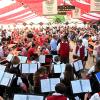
[60,56,69,64]
[51,51,57,55]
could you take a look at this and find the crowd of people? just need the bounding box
[0,24,100,100]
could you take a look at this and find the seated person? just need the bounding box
[60,64,75,99]
[50,56,62,78]
[45,83,68,100]
[34,67,48,94]
[88,58,100,94]
[9,56,21,74]
[84,92,100,100]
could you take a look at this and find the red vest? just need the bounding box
[76,45,85,61]
[59,42,69,57]
[27,47,35,58]
[47,95,67,100]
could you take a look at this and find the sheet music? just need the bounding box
[28,95,43,100]
[13,94,27,100]
[95,72,100,83]
[0,71,4,82]
[6,54,13,62]
[77,60,83,70]
[0,77,10,86]
[18,56,27,63]
[61,63,66,73]
[4,72,13,78]
[41,79,50,92]
[0,65,6,71]
[18,56,22,61]
[21,56,27,63]
[54,64,61,73]
[50,78,60,91]
[73,61,79,72]
[0,72,13,86]
[81,80,92,92]
[73,60,83,72]
[71,80,82,93]
[29,64,37,73]
[39,55,45,63]
[22,64,29,73]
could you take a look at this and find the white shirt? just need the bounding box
[60,72,64,80]
[50,38,57,51]
[13,64,18,68]
[89,93,100,100]
[17,77,23,85]
[13,76,23,86]
[57,43,60,51]
[88,66,95,75]
[6,31,11,38]
[82,38,88,50]
[74,45,87,57]
[0,46,4,57]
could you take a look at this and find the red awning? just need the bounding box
[80,12,100,22]
[0,0,96,24]
[0,8,31,21]
[70,0,90,12]
[0,3,22,15]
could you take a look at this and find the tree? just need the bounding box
[53,15,65,23]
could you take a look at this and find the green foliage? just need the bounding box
[53,15,65,23]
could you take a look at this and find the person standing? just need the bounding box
[74,39,87,67]
[50,34,58,55]
[57,35,71,63]
[46,83,69,100]
[82,34,89,66]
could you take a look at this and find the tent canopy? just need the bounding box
[0,0,99,24]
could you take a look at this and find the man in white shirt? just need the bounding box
[82,35,89,66]
[50,34,58,55]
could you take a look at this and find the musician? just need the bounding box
[46,83,68,100]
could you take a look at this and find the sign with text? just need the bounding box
[43,0,57,15]
[58,5,75,11]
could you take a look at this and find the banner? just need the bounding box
[72,7,81,18]
[90,0,100,11]
[43,0,57,15]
